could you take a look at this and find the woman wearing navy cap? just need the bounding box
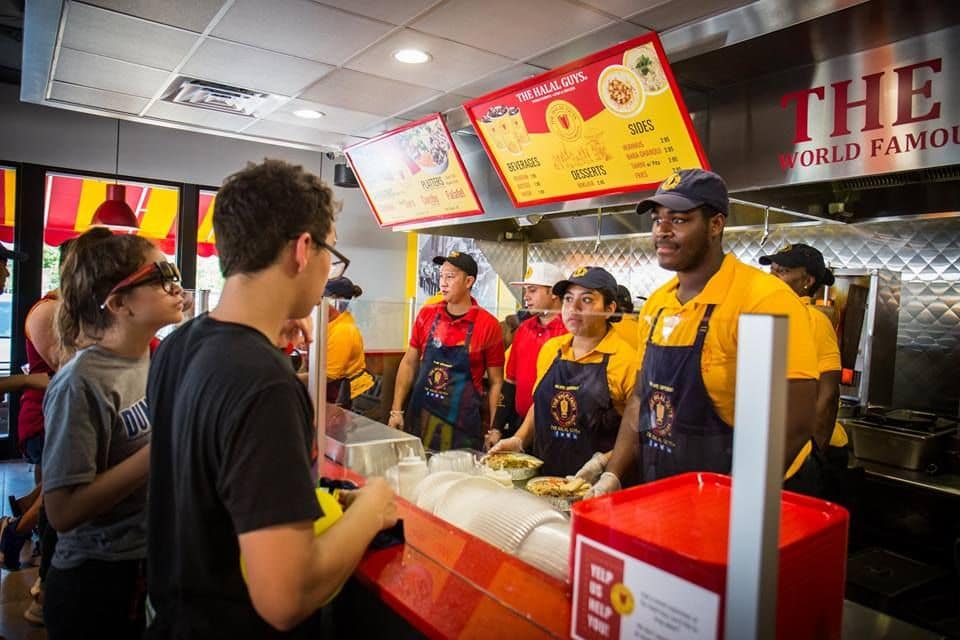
[490,267,638,479]
[324,277,374,409]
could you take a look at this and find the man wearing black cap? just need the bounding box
[596,169,819,496]
[389,251,505,450]
[761,243,851,500]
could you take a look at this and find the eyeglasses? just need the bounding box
[100,261,182,309]
[321,242,349,279]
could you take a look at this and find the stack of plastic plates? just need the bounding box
[413,471,468,512]
[465,489,566,554]
[516,520,571,581]
[434,476,506,529]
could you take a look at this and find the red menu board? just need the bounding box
[463,34,708,207]
[344,114,483,228]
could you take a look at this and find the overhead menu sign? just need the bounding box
[344,114,483,228]
[464,34,707,207]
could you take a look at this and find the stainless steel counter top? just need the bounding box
[854,457,960,498]
[843,600,944,639]
[325,408,423,477]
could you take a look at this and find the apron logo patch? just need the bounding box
[647,390,676,450]
[426,364,451,399]
[550,389,579,430]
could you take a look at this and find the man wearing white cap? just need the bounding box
[487,263,567,447]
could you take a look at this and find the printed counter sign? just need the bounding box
[464,34,708,207]
[344,114,483,228]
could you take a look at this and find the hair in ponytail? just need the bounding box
[57,228,157,357]
[350,284,363,298]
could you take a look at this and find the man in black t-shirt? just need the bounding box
[146,159,397,639]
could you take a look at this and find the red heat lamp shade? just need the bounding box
[92,184,139,230]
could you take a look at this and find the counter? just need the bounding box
[323,460,943,639]
[854,457,960,498]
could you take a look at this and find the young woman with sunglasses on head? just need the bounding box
[41,227,185,638]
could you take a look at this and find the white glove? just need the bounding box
[571,452,607,484]
[584,472,621,498]
[487,436,524,455]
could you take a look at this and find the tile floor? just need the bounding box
[0,461,47,640]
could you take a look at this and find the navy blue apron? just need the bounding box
[638,304,733,482]
[533,340,621,477]
[408,311,483,451]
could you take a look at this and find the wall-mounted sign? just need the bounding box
[463,34,707,208]
[344,114,483,228]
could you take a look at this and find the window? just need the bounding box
[196,189,223,309]
[0,166,16,437]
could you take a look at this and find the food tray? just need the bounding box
[482,452,544,481]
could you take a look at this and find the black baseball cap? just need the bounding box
[759,243,835,286]
[0,245,26,261]
[433,251,478,278]
[552,266,618,297]
[636,168,729,216]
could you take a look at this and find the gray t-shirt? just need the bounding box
[42,345,151,568]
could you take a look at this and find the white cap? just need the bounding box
[509,263,566,288]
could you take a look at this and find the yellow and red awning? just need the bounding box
[0,169,217,256]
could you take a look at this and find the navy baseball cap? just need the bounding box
[433,251,478,278]
[552,266,618,297]
[636,168,729,216]
[0,245,26,261]
[324,276,361,298]
[759,243,835,286]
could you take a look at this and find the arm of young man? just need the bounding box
[388,346,419,429]
[224,384,397,631]
[814,370,841,450]
[486,365,504,432]
[43,378,151,532]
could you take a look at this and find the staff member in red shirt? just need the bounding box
[488,263,567,447]
[389,252,505,450]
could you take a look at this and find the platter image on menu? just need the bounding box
[398,120,450,175]
[623,43,669,95]
[597,64,645,118]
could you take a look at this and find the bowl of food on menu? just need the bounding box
[623,43,668,95]
[597,64,644,118]
[399,122,450,175]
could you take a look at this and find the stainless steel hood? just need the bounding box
[397,0,960,241]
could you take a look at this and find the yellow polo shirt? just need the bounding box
[326,311,374,399]
[533,328,638,416]
[637,253,818,442]
[804,298,848,448]
[613,314,640,353]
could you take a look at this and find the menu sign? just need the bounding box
[345,114,483,228]
[464,34,707,207]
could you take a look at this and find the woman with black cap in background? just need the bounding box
[324,277,375,409]
[490,267,638,480]
[760,243,852,504]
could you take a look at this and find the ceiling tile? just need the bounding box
[316,0,437,25]
[528,21,649,70]
[212,0,393,65]
[77,0,227,33]
[578,0,664,19]
[146,100,254,131]
[182,38,333,96]
[53,48,170,98]
[627,0,754,31]
[265,99,383,133]
[397,93,470,121]
[411,0,611,59]
[345,28,512,92]
[300,69,439,117]
[49,81,149,114]
[352,117,411,138]
[63,2,199,70]
[454,63,547,98]
[244,120,361,148]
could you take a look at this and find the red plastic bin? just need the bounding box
[570,472,848,640]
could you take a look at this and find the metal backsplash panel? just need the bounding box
[529,216,960,416]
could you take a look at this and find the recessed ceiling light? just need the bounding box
[393,48,431,64]
[294,109,325,119]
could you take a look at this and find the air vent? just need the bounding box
[162,77,285,117]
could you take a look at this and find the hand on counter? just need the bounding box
[387,411,404,429]
[345,477,398,531]
[483,428,502,451]
[488,435,524,455]
[584,472,621,499]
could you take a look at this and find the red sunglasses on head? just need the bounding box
[100,261,182,310]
